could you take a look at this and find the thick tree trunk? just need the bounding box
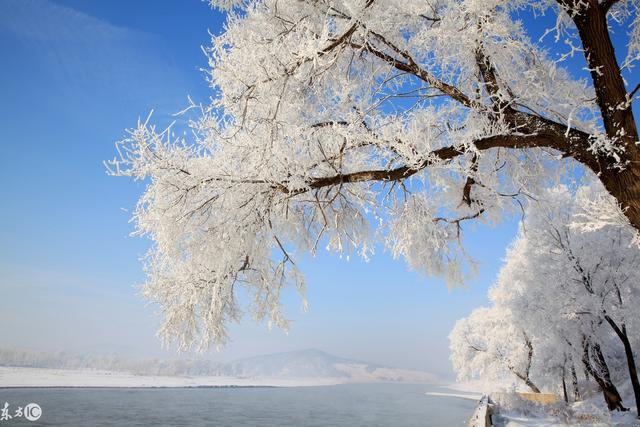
[605,316,640,416]
[572,4,638,142]
[600,167,640,232]
[569,1,640,230]
[585,365,625,411]
[600,384,627,412]
[583,341,628,411]
[619,331,640,416]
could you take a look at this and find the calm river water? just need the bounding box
[0,383,475,426]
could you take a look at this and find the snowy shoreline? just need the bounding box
[425,391,482,401]
[0,366,348,388]
[0,366,441,389]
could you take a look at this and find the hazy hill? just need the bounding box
[222,349,352,378]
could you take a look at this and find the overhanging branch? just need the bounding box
[299,133,562,193]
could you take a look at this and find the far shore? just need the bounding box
[0,366,346,388]
[0,366,443,389]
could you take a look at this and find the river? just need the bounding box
[0,383,476,426]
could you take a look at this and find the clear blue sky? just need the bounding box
[0,0,578,378]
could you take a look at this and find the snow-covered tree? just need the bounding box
[455,184,640,412]
[449,306,542,393]
[530,186,639,411]
[108,0,640,350]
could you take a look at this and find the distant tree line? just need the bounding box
[0,348,249,377]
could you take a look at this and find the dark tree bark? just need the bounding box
[562,365,569,403]
[546,0,640,229]
[509,370,541,394]
[523,377,542,394]
[583,340,628,411]
[576,6,640,232]
[605,315,640,416]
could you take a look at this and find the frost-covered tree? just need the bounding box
[526,186,640,412]
[463,185,640,412]
[109,0,640,350]
[449,306,542,393]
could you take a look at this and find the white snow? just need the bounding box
[0,366,345,388]
[424,391,482,401]
[0,348,440,388]
[488,388,640,427]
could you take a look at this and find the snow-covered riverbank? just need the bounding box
[0,366,346,388]
[0,348,439,388]
[424,391,482,401]
[478,387,640,427]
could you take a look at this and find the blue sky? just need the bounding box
[0,0,581,378]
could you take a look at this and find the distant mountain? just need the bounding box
[0,347,439,384]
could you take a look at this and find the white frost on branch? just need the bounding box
[570,185,639,247]
[109,0,637,350]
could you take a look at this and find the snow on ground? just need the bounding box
[494,414,568,427]
[0,349,440,388]
[445,381,640,426]
[422,381,484,402]
[446,379,512,394]
[0,366,346,388]
[489,390,640,427]
[424,391,482,401]
[494,408,640,427]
